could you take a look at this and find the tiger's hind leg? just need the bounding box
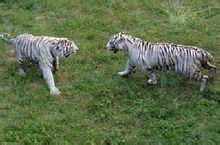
[146,69,157,85]
[202,62,216,78]
[118,59,135,77]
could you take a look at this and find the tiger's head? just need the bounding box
[106,32,127,53]
[52,39,79,58]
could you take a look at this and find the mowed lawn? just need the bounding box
[0,0,220,144]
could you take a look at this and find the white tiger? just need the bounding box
[106,32,216,92]
[1,33,79,95]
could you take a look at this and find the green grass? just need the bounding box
[0,0,220,144]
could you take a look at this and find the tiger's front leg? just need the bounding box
[55,56,59,71]
[118,59,135,77]
[16,60,26,76]
[53,57,59,72]
[16,52,26,76]
[40,64,61,95]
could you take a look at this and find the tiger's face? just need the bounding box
[54,39,79,58]
[106,32,126,53]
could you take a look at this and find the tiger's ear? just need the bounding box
[118,33,125,42]
[120,32,125,35]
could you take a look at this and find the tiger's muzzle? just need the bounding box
[106,43,118,53]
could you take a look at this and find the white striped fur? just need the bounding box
[1,33,79,95]
[106,32,216,92]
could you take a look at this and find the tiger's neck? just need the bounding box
[49,46,58,60]
[123,36,144,58]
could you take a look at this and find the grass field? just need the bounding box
[0,0,220,144]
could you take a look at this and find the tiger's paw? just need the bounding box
[50,87,61,96]
[200,76,208,92]
[19,71,26,77]
[147,79,157,85]
[118,71,130,77]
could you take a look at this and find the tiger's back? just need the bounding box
[141,42,214,75]
[13,34,58,65]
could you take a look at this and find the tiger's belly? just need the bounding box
[133,56,177,73]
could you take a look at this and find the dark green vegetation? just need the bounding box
[0,0,219,143]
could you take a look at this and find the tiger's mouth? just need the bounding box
[112,46,118,53]
[65,52,73,57]
[65,54,71,57]
[65,48,78,57]
[110,45,118,53]
[113,49,118,53]
[106,43,118,53]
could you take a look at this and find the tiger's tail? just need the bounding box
[0,33,14,44]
